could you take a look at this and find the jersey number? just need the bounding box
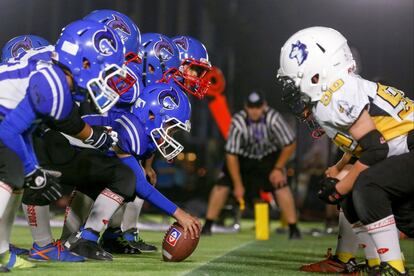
[377,83,414,120]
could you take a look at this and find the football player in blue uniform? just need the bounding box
[0,19,125,269]
[63,82,201,259]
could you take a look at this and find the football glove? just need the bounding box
[317,177,344,205]
[84,126,118,152]
[23,168,63,205]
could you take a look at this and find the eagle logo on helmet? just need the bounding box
[172,36,189,52]
[107,14,131,43]
[153,37,174,62]
[11,36,33,58]
[158,88,180,110]
[93,27,118,56]
[289,40,308,66]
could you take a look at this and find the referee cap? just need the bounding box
[245,90,265,107]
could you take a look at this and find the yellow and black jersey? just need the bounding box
[313,73,413,157]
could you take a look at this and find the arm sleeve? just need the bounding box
[120,155,177,215]
[225,117,244,154]
[0,96,39,174]
[269,110,296,147]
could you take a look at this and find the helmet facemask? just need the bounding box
[86,63,127,113]
[150,117,191,161]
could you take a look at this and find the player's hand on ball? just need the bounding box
[173,208,201,239]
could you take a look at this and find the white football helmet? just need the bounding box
[278,26,356,102]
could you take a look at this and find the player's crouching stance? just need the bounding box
[63,83,201,260]
[278,26,413,275]
[0,19,125,269]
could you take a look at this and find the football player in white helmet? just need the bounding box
[278,26,413,275]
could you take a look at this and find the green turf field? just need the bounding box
[7,220,414,275]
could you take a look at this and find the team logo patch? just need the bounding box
[93,27,118,56]
[289,40,308,66]
[107,14,131,43]
[166,228,182,246]
[11,36,33,58]
[158,88,180,110]
[377,248,389,255]
[173,36,189,52]
[153,36,174,62]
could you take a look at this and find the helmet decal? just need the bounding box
[153,36,174,62]
[93,27,118,56]
[11,37,33,58]
[289,40,308,66]
[172,36,189,52]
[107,14,131,42]
[158,88,180,110]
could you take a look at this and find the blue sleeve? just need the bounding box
[113,113,148,156]
[28,66,73,120]
[120,155,177,216]
[0,96,39,174]
[82,114,111,127]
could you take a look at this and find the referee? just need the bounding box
[202,90,301,239]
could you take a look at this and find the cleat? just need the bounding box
[101,228,141,254]
[368,262,408,276]
[9,244,29,256]
[0,251,35,269]
[123,229,157,253]
[300,248,357,273]
[0,264,9,273]
[289,227,302,240]
[29,240,85,262]
[340,261,372,275]
[201,226,212,236]
[65,230,112,261]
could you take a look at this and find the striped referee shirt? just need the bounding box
[225,107,295,160]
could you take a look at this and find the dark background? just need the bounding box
[1,0,413,209]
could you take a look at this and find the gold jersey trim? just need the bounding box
[372,116,414,141]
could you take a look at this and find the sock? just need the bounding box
[204,219,214,230]
[61,191,94,241]
[366,215,405,273]
[102,227,122,240]
[352,222,380,267]
[0,191,22,254]
[84,189,124,234]
[335,212,358,263]
[0,182,12,219]
[22,204,53,247]
[108,205,126,229]
[121,197,144,231]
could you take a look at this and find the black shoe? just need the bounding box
[122,229,156,253]
[101,236,142,254]
[201,226,212,236]
[65,231,113,261]
[289,227,302,240]
[0,265,9,273]
[369,262,408,276]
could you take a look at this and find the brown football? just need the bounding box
[162,222,199,262]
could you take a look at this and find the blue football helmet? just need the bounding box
[138,33,180,87]
[131,83,191,161]
[169,35,212,98]
[1,35,50,62]
[84,9,142,63]
[54,19,126,113]
[111,61,143,107]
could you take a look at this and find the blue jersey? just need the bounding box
[82,110,177,215]
[0,52,73,174]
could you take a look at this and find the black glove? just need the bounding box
[84,126,118,152]
[23,168,63,205]
[317,177,344,205]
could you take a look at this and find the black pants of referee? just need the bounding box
[341,150,414,237]
[22,130,136,206]
[216,151,284,205]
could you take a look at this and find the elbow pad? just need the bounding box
[51,104,85,135]
[358,129,388,166]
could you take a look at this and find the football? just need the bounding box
[162,222,200,262]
